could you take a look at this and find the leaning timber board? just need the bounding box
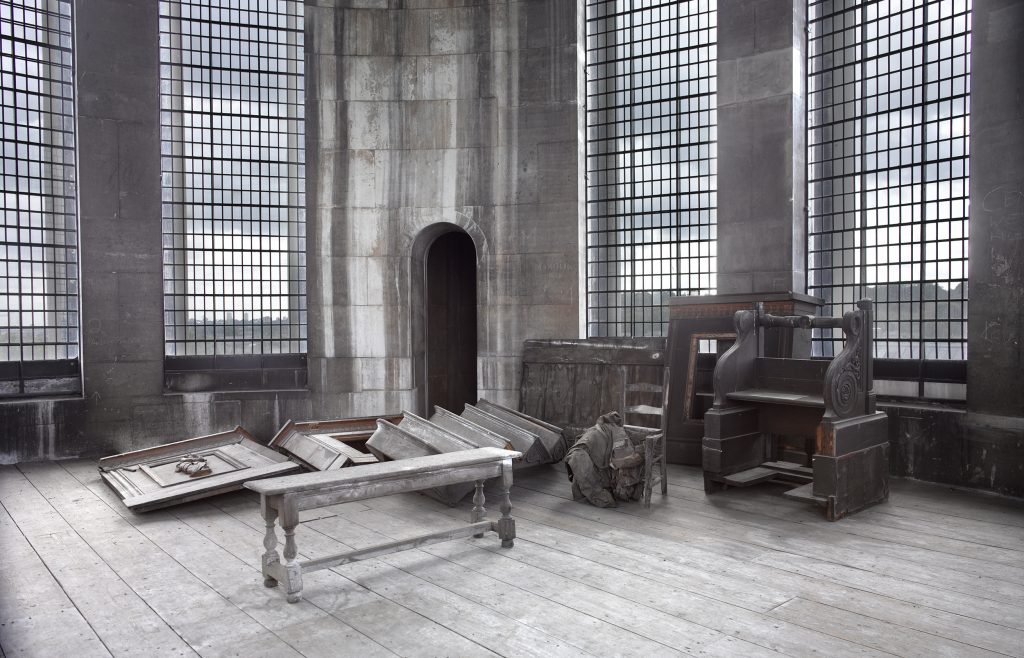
[98,427,300,512]
[429,406,513,450]
[269,420,379,471]
[476,398,567,462]
[519,338,666,436]
[399,411,479,453]
[462,404,549,467]
[363,418,475,505]
[285,414,403,453]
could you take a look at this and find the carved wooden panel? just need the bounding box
[98,427,300,512]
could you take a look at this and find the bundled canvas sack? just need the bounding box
[565,411,644,507]
[610,431,644,502]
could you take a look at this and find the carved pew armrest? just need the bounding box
[711,309,758,407]
[823,299,874,420]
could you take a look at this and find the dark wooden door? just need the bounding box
[426,231,477,414]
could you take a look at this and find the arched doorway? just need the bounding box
[424,230,477,414]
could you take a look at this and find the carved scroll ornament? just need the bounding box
[824,308,866,419]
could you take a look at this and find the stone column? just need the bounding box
[715,0,807,294]
[76,0,167,439]
[966,0,1024,418]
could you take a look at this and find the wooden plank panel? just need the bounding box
[489,488,1024,655]
[77,488,395,657]
[517,466,1024,597]
[522,338,666,366]
[518,363,549,421]
[541,363,576,428]
[886,479,1024,530]
[65,460,481,658]
[598,365,627,422]
[305,494,698,657]
[513,466,1024,633]
[373,505,883,658]
[0,499,111,658]
[863,503,1024,551]
[368,491,791,613]
[6,458,1022,658]
[1,467,197,658]
[383,550,688,658]
[339,559,590,658]
[17,462,305,658]
[653,465,1024,562]
[769,597,1000,658]
[420,540,783,658]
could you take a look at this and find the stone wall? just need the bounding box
[305,0,579,421]
[2,0,1021,498]
[1,0,579,462]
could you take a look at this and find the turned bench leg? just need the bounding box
[261,495,304,602]
[497,467,515,549]
[471,480,486,538]
[279,498,303,603]
[260,497,303,605]
[261,499,280,588]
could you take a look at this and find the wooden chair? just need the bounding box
[623,366,670,507]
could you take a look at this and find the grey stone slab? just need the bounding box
[517,46,577,105]
[116,121,161,220]
[84,360,165,401]
[717,0,756,60]
[79,217,161,274]
[341,9,399,57]
[309,5,337,55]
[718,50,795,107]
[428,6,491,56]
[76,0,159,79]
[341,56,417,101]
[76,117,120,220]
[412,53,483,101]
[400,10,432,56]
[77,70,159,121]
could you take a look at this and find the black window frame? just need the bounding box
[584,0,718,339]
[0,0,82,399]
[806,0,971,398]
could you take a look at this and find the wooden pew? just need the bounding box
[703,299,889,520]
[245,447,520,603]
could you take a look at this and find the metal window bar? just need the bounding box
[159,0,306,357]
[585,0,718,339]
[807,0,971,372]
[0,0,79,366]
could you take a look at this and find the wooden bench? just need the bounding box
[703,299,889,520]
[245,447,521,603]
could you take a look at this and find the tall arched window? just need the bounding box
[807,0,971,395]
[159,0,306,360]
[0,0,80,397]
[585,0,718,338]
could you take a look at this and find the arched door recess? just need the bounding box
[423,230,477,414]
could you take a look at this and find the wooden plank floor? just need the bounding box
[1,460,1022,658]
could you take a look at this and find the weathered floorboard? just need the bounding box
[519,465,1024,600]
[1,465,196,658]
[503,466,1024,637]
[2,459,1022,658]
[0,495,111,658]
[19,462,306,658]
[60,460,494,658]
